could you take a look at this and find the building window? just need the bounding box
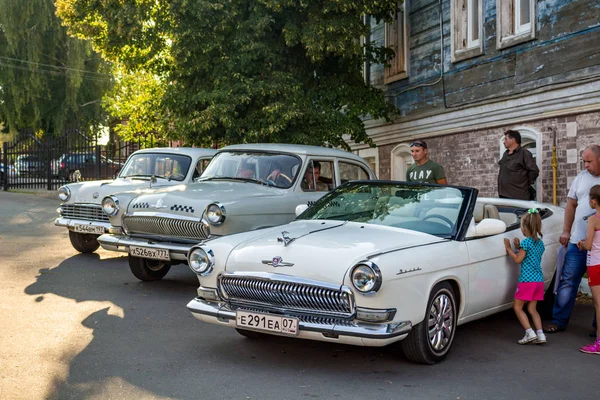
[451,0,483,62]
[496,0,536,49]
[384,2,408,83]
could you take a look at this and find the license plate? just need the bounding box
[74,224,105,235]
[236,311,299,336]
[129,246,170,261]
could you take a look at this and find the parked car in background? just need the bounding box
[97,143,376,281]
[0,162,15,182]
[53,152,124,181]
[184,181,563,364]
[55,147,216,253]
[14,155,45,177]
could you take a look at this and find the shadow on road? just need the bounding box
[22,252,599,399]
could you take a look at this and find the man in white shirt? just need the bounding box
[544,144,600,333]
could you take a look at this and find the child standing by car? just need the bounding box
[577,184,600,354]
[504,209,547,345]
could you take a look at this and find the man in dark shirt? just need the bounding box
[498,130,539,200]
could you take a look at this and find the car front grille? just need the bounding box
[60,204,109,222]
[218,274,355,318]
[123,215,210,240]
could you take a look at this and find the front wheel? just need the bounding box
[68,231,100,253]
[128,255,171,281]
[401,282,457,364]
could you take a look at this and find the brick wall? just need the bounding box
[377,110,600,204]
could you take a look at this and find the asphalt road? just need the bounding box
[0,190,598,400]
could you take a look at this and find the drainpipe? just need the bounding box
[551,128,558,205]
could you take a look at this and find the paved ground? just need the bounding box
[0,190,598,400]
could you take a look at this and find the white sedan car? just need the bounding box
[185,181,563,364]
[55,147,216,253]
[97,144,376,281]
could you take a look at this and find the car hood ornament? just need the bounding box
[277,231,295,247]
[152,198,168,209]
[262,256,294,268]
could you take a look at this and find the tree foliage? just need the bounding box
[0,0,113,136]
[56,0,399,148]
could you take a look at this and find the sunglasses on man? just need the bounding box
[410,141,427,149]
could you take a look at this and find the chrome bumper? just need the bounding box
[186,298,412,345]
[55,217,111,233]
[97,234,193,261]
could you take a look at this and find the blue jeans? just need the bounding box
[552,243,588,328]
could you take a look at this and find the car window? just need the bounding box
[298,182,470,239]
[339,161,370,184]
[200,151,301,188]
[192,158,211,180]
[301,160,334,192]
[119,153,192,181]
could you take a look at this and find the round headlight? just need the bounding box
[58,186,71,202]
[188,246,214,276]
[102,196,119,216]
[205,203,226,226]
[351,262,382,294]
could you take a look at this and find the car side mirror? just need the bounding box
[295,204,309,217]
[465,218,507,238]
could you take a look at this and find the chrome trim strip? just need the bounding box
[186,298,412,339]
[125,211,202,222]
[55,217,111,231]
[96,234,193,260]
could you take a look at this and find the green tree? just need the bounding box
[0,0,113,136]
[56,0,399,148]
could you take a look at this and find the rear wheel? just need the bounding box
[68,231,100,253]
[401,282,457,364]
[128,255,171,281]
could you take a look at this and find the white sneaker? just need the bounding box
[534,333,547,344]
[518,331,537,345]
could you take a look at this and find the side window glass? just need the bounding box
[339,162,370,184]
[301,160,334,192]
[192,158,210,180]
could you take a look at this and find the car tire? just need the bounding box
[128,255,171,281]
[235,328,268,339]
[68,231,100,253]
[401,282,457,365]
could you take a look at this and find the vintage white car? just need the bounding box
[185,181,563,364]
[55,147,216,253]
[97,144,376,281]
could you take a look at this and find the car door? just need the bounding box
[464,206,519,316]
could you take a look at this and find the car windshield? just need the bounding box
[199,151,302,189]
[297,182,473,239]
[119,153,192,181]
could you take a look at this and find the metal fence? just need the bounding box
[1,129,172,191]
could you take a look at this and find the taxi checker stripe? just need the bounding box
[132,202,150,209]
[170,204,195,213]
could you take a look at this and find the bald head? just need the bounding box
[582,144,600,176]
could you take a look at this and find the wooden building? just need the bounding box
[354,0,600,204]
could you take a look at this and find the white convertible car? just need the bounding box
[55,147,216,253]
[185,181,563,364]
[97,144,376,281]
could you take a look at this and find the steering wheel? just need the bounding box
[169,173,185,181]
[422,214,454,227]
[266,172,292,185]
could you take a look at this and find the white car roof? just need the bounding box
[131,147,217,157]
[218,143,366,163]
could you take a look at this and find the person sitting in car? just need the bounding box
[301,161,329,191]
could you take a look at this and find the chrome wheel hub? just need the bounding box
[427,293,454,352]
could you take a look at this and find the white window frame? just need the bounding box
[451,0,484,63]
[384,2,408,83]
[496,0,536,49]
[466,0,480,49]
